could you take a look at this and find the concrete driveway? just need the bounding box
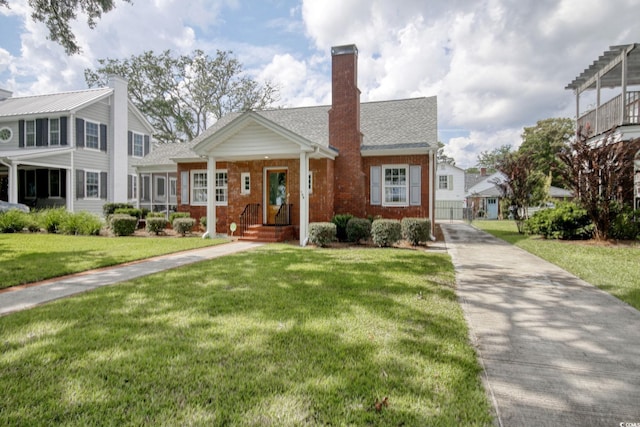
[441,222,640,427]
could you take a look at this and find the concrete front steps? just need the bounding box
[238,224,295,242]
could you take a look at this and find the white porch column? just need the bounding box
[8,161,17,203]
[206,156,216,238]
[65,168,73,211]
[299,151,310,246]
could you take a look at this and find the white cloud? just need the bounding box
[444,128,522,169]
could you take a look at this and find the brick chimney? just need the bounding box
[329,44,366,217]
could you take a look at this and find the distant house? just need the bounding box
[565,43,640,209]
[435,162,466,220]
[136,44,439,245]
[0,76,154,216]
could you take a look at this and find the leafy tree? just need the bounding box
[476,144,512,172]
[558,128,640,240]
[519,118,574,187]
[1,0,131,55]
[492,150,546,230]
[85,49,279,143]
[465,167,480,174]
[437,142,456,165]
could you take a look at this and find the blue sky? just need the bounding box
[2,0,640,167]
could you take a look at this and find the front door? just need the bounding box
[487,197,499,219]
[266,169,287,224]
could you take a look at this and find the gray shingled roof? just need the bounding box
[136,96,437,166]
[0,88,113,118]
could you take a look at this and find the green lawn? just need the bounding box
[0,245,492,426]
[474,220,640,310]
[0,234,227,289]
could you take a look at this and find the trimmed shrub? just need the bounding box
[331,213,354,242]
[0,209,31,233]
[103,202,134,217]
[110,214,137,236]
[200,216,207,228]
[401,217,431,246]
[346,217,371,243]
[525,202,593,240]
[173,217,196,236]
[114,208,143,219]
[609,206,640,240]
[308,222,337,247]
[146,212,166,218]
[146,217,168,235]
[169,212,190,223]
[39,207,69,233]
[371,219,402,247]
[60,211,102,236]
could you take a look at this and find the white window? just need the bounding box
[133,133,144,157]
[240,172,250,195]
[438,175,449,190]
[155,176,166,199]
[383,165,408,206]
[49,118,60,146]
[26,120,36,147]
[85,121,99,149]
[49,169,61,198]
[86,171,100,198]
[129,174,138,199]
[169,177,177,198]
[216,171,228,205]
[308,172,313,194]
[0,127,12,143]
[191,170,208,205]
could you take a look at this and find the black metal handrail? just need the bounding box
[239,203,260,236]
[274,203,292,226]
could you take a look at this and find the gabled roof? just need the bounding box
[0,88,113,118]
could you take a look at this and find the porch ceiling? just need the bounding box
[566,43,640,92]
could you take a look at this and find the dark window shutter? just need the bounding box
[19,119,25,147]
[76,169,85,198]
[76,118,85,148]
[100,124,107,152]
[100,172,107,199]
[36,118,48,146]
[127,131,133,156]
[370,166,381,205]
[128,175,132,199]
[409,165,421,206]
[60,117,68,145]
[36,169,48,198]
[60,169,67,198]
[144,135,150,156]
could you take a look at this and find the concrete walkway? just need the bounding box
[441,222,640,427]
[0,240,263,316]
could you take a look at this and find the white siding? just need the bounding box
[435,163,466,202]
[0,121,20,150]
[74,149,109,171]
[213,122,302,157]
[128,110,150,134]
[77,101,110,125]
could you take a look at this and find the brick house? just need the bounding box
[135,44,438,244]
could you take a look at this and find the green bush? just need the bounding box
[371,219,402,247]
[103,202,134,217]
[114,208,143,219]
[173,217,196,236]
[401,217,431,246]
[308,222,337,247]
[331,213,354,242]
[38,207,69,233]
[346,217,371,243]
[146,217,168,235]
[200,217,207,228]
[146,212,166,219]
[609,206,640,240]
[60,211,102,236]
[525,202,593,240]
[0,209,31,233]
[169,212,190,223]
[111,214,137,236]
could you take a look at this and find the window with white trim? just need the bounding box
[438,175,449,190]
[383,165,408,206]
[85,121,99,149]
[191,170,208,205]
[133,133,144,157]
[49,118,60,146]
[155,175,166,199]
[86,171,100,198]
[25,120,36,147]
[169,177,177,198]
[240,172,250,195]
[50,169,62,197]
[216,171,228,204]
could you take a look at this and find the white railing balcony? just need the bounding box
[577,91,640,135]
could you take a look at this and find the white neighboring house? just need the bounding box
[0,76,154,216]
[435,162,466,220]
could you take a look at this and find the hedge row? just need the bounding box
[0,208,102,235]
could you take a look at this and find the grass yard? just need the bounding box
[474,220,640,310]
[0,245,492,426]
[0,234,227,290]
